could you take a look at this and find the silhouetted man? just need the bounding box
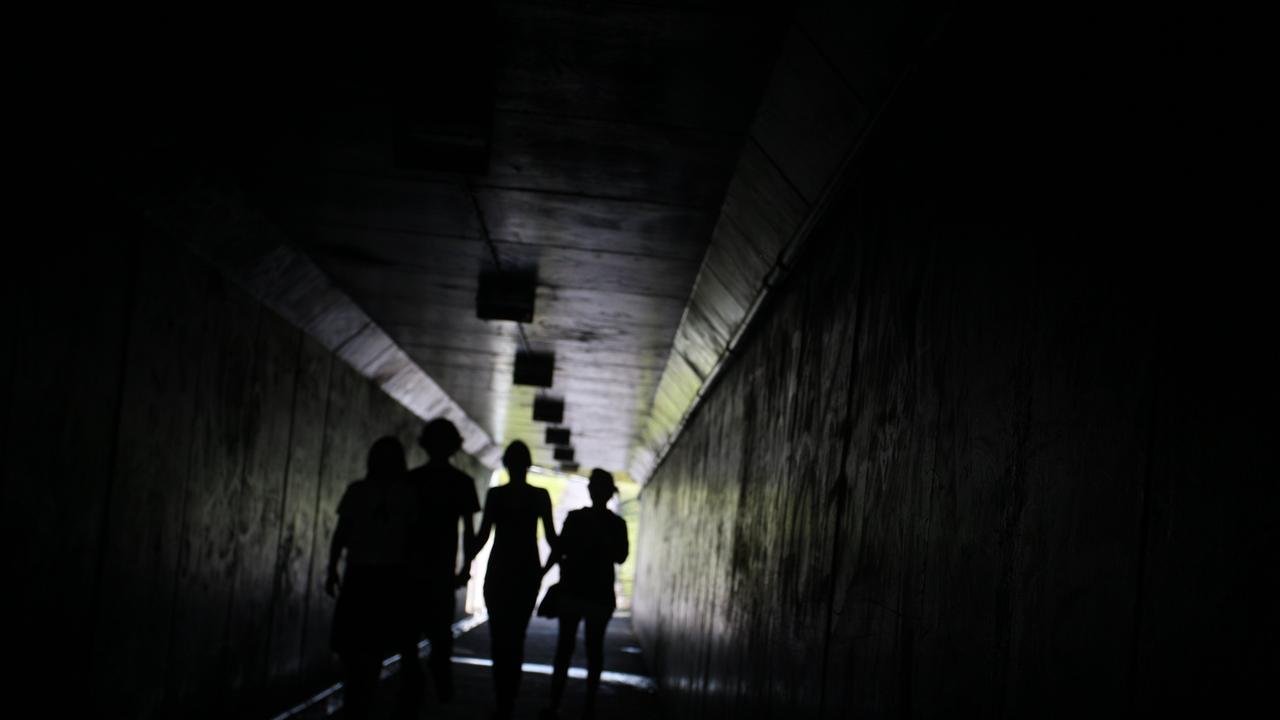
[401,418,481,713]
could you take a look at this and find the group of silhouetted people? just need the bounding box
[325,418,629,720]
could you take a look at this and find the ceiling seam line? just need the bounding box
[311,220,708,262]
[302,169,713,211]
[466,182,715,211]
[490,105,745,136]
[462,176,534,354]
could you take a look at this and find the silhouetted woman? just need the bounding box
[326,436,417,720]
[540,469,629,720]
[469,441,557,719]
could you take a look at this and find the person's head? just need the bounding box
[367,436,407,481]
[588,468,617,507]
[419,418,463,461]
[503,440,532,483]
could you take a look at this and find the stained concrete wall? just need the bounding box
[630,0,953,482]
[633,5,1275,718]
[2,213,487,717]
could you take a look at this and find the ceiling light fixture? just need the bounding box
[514,352,555,387]
[532,396,565,423]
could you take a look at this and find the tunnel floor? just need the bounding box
[278,614,661,719]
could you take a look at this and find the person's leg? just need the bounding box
[548,611,582,712]
[489,608,516,718]
[582,612,610,718]
[508,588,538,704]
[392,576,425,718]
[426,587,456,701]
[395,634,425,718]
[510,614,529,699]
[425,618,454,701]
[335,567,381,720]
[341,651,379,720]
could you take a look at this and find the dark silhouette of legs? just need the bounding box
[582,612,610,718]
[419,584,456,702]
[395,637,425,719]
[489,606,534,718]
[426,614,455,700]
[334,565,410,719]
[486,581,537,719]
[544,609,610,718]
[548,611,583,714]
[340,651,380,720]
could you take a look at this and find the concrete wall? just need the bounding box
[633,5,1274,718]
[629,0,953,482]
[2,213,486,717]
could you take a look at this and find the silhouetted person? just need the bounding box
[326,437,417,720]
[402,418,481,713]
[469,441,557,719]
[540,469,629,720]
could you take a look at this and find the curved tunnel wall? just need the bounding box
[3,221,487,717]
[631,11,1274,720]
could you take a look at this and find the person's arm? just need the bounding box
[468,489,494,562]
[455,512,478,588]
[542,510,566,576]
[459,476,481,565]
[461,512,478,561]
[540,490,558,549]
[325,509,350,597]
[613,515,629,564]
[455,475,482,586]
[542,544,562,576]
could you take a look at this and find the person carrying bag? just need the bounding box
[538,469,629,720]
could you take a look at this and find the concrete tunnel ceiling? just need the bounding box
[230,3,793,478]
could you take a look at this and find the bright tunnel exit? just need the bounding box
[464,466,641,616]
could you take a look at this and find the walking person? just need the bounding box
[468,441,557,719]
[402,418,481,714]
[539,469,629,720]
[325,437,418,720]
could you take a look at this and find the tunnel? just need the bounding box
[5,3,1272,718]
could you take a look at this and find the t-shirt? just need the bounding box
[407,462,482,580]
[336,478,420,566]
[558,507,629,609]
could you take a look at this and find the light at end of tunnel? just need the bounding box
[450,656,657,692]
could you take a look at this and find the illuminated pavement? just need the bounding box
[279,614,662,719]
